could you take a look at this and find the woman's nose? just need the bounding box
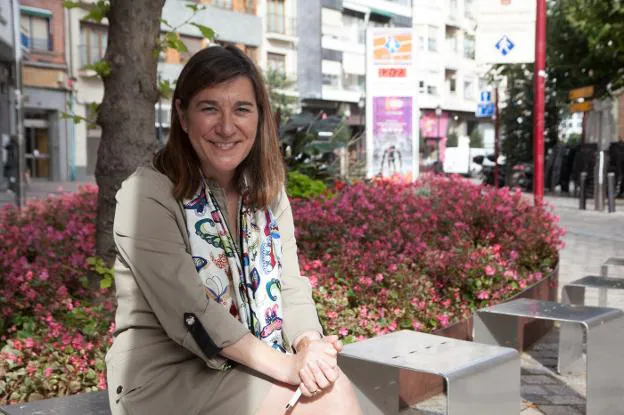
[216,112,235,136]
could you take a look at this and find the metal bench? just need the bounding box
[598,257,624,305]
[0,391,110,415]
[562,275,624,307]
[473,298,624,415]
[338,330,520,415]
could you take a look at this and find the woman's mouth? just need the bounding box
[210,141,237,150]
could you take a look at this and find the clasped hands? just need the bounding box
[288,335,343,398]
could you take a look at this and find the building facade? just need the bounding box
[412,0,481,144]
[19,0,72,181]
[297,0,412,127]
[0,0,17,189]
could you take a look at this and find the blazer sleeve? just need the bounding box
[273,190,324,348]
[113,169,250,368]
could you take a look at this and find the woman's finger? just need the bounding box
[298,382,315,398]
[308,361,330,389]
[318,358,339,384]
[299,365,319,396]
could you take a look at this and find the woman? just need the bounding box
[107,45,363,415]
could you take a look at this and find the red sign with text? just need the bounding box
[378,68,407,78]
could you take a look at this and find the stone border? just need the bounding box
[398,263,560,408]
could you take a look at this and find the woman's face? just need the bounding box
[179,75,259,183]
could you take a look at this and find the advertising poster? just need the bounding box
[371,96,413,177]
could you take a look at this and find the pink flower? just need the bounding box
[484,265,496,276]
[477,290,490,300]
[375,273,384,282]
[436,314,450,328]
[23,338,35,348]
[412,321,423,331]
[44,367,54,377]
[339,327,349,336]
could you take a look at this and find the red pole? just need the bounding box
[533,0,547,204]
[494,86,500,188]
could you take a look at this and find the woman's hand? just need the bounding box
[288,335,343,397]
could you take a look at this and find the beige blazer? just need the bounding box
[106,164,322,413]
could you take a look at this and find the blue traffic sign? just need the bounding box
[476,103,495,118]
[495,35,515,56]
[480,91,492,103]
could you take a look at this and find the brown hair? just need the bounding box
[153,45,285,208]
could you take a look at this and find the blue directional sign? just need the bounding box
[476,103,495,118]
[495,35,515,56]
[384,36,400,54]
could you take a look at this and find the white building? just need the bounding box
[412,0,480,142]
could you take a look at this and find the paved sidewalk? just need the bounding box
[0,179,95,208]
[404,194,624,414]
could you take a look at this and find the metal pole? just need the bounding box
[157,72,163,146]
[594,150,604,211]
[533,0,546,205]
[12,0,25,208]
[494,85,500,187]
[607,172,616,213]
[579,171,587,210]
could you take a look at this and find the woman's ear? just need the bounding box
[175,99,188,133]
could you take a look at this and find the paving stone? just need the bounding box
[520,407,544,415]
[538,405,584,415]
[522,385,550,395]
[544,395,585,405]
[522,375,558,385]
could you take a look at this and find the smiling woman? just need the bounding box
[108,45,363,415]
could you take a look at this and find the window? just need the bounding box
[464,34,475,59]
[211,0,233,9]
[464,79,475,100]
[428,26,438,52]
[427,85,438,96]
[267,0,286,34]
[322,73,340,88]
[449,0,458,19]
[267,52,286,74]
[80,24,107,66]
[465,0,475,19]
[343,73,365,92]
[449,78,456,93]
[418,80,426,94]
[445,29,458,53]
[20,12,51,51]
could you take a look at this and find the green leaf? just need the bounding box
[191,23,215,40]
[63,1,82,9]
[185,3,199,13]
[166,32,188,53]
[160,18,172,28]
[158,79,174,99]
[100,278,112,289]
[83,60,111,78]
[82,1,109,23]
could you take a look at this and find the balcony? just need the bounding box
[210,0,255,14]
[266,13,297,40]
[21,34,52,52]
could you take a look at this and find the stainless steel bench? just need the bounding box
[562,275,624,307]
[338,330,520,415]
[598,257,624,305]
[0,391,110,415]
[474,298,624,415]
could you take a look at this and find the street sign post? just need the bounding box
[476,91,495,118]
[568,101,593,113]
[568,86,594,101]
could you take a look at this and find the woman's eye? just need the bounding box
[201,107,216,112]
[237,107,251,113]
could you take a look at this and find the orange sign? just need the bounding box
[568,101,593,113]
[379,68,407,78]
[372,32,413,65]
[568,86,594,101]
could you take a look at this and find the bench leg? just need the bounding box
[561,285,585,306]
[586,317,624,415]
[557,322,585,375]
[338,355,399,415]
[599,265,609,306]
[473,313,521,350]
[446,352,520,415]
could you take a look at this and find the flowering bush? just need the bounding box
[0,186,114,405]
[0,175,563,404]
[291,175,564,342]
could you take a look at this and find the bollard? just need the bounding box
[607,172,616,213]
[579,172,587,210]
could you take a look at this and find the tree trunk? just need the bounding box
[94,0,165,273]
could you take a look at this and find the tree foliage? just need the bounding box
[264,68,297,125]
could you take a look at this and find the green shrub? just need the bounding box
[286,170,328,199]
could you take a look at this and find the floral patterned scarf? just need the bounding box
[183,180,287,353]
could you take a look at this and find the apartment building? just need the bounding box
[19,0,73,181]
[297,0,412,127]
[68,0,264,179]
[412,0,481,144]
[0,0,17,189]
